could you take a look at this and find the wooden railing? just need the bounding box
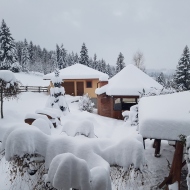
[18,86,48,93]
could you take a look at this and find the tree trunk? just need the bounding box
[0,89,3,119]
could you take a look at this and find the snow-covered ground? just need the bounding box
[0,73,177,190]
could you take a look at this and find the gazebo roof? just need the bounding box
[96,64,162,96]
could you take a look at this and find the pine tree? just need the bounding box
[57,44,67,69]
[106,64,111,78]
[16,41,23,64]
[74,53,79,63]
[48,68,69,114]
[79,43,89,66]
[116,52,125,73]
[93,54,98,70]
[0,19,17,70]
[157,72,166,87]
[174,45,190,90]
[28,41,35,71]
[21,39,29,72]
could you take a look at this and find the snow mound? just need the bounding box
[0,70,17,85]
[90,166,112,190]
[46,153,91,190]
[62,120,95,138]
[5,127,49,160]
[25,113,53,128]
[0,123,30,151]
[32,118,51,135]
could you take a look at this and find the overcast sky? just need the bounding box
[0,0,189,69]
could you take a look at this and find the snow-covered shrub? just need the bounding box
[2,123,145,190]
[122,105,138,126]
[32,118,51,135]
[62,120,96,138]
[78,93,94,113]
[46,153,91,190]
[10,62,22,73]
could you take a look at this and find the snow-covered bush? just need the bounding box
[32,118,51,135]
[62,120,96,138]
[46,153,91,190]
[2,122,145,190]
[122,105,138,126]
[10,62,22,73]
[78,93,94,113]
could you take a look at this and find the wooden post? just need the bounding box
[159,141,184,189]
[154,139,161,157]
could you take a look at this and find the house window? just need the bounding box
[114,98,122,111]
[113,97,137,111]
[86,81,92,88]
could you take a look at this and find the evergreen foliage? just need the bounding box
[174,45,190,91]
[78,93,94,113]
[21,39,29,72]
[0,19,17,69]
[79,43,89,66]
[116,52,125,73]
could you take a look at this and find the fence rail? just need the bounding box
[18,86,48,93]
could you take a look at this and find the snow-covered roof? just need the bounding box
[43,64,109,80]
[96,64,162,96]
[0,70,17,83]
[139,91,190,141]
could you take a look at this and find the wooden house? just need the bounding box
[95,64,162,119]
[43,64,109,106]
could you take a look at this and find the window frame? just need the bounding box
[86,81,92,88]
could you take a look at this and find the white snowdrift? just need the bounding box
[139,91,190,140]
[25,113,53,129]
[32,118,51,135]
[2,121,145,190]
[46,153,91,190]
[0,70,17,84]
[5,127,49,160]
[62,120,95,138]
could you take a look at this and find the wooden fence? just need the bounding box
[18,86,48,93]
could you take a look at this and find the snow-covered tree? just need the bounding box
[174,45,190,91]
[0,70,20,118]
[48,68,69,114]
[156,72,166,87]
[28,41,35,71]
[92,54,98,70]
[116,52,125,73]
[0,19,17,70]
[10,62,22,73]
[133,51,146,72]
[57,44,67,70]
[79,43,89,66]
[21,39,29,72]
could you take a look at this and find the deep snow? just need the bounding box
[0,73,177,190]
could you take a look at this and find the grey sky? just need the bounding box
[0,0,189,69]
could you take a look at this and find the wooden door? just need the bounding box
[77,82,84,96]
[63,82,74,95]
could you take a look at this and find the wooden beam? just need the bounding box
[158,141,184,189]
[154,139,161,157]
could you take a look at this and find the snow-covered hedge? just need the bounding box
[0,123,145,190]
